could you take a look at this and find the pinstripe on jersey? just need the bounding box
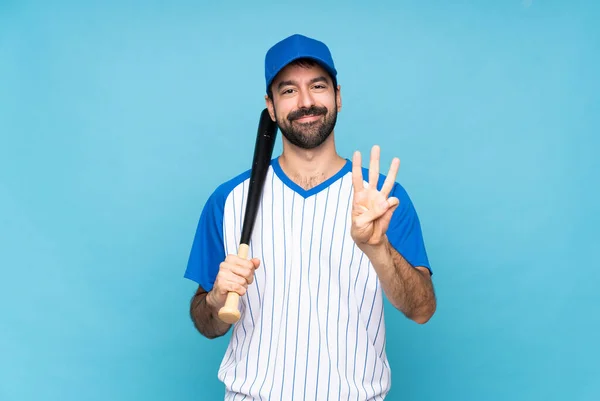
[185,158,431,401]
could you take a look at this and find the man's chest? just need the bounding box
[222,172,376,299]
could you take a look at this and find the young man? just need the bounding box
[185,34,436,400]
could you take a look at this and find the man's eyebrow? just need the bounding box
[277,80,296,90]
[276,76,330,91]
[309,76,329,85]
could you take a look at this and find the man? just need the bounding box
[185,33,436,400]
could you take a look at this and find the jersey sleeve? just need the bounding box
[386,183,432,275]
[184,189,226,291]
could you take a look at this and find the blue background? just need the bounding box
[1,0,598,400]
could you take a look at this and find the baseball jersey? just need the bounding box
[184,157,431,401]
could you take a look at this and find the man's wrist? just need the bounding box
[205,290,221,317]
[358,236,391,263]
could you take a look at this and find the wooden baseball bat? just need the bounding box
[217,108,278,324]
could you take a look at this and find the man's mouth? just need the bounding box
[294,114,322,123]
[288,106,327,122]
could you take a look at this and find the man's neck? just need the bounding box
[278,137,347,190]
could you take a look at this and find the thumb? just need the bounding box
[387,197,400,209]
[251,258,261,269]
[354,197,398,228]
[379,198,400,226]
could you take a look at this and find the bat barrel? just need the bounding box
[240,109,277,245]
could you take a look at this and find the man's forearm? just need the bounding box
[361,237,436,324]
[190,290,231,339]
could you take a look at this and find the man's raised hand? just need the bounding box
[350,145,401,249]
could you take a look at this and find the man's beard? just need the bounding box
[274,104,337,150]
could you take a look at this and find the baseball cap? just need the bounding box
[264,34,337,93]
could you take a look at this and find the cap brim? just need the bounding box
[267,54,338,91]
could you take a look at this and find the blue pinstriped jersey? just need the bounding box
[185,158,431,401]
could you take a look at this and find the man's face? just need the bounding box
[267,62,341,150]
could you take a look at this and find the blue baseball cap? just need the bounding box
[264,34,337,93]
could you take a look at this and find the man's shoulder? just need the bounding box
[207,166,254,205]
[205,158,278,206]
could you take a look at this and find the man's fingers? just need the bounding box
[352,151,364,194]
[387,197,400,209]
[381,158,400,197]
[220,281,247,297]
[378,199,400,229]
[213,275,247,296]
[224,269,249,286]
[225,254,255,269]
[221,262,256,285]
[212,255,261,304]
[353,200,388,227]
[369,145,380,188]
[354,197,399,227]
[353,212,374,229]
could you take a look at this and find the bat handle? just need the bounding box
[217,243,249,324]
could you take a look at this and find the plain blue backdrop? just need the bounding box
[1,0,598,400]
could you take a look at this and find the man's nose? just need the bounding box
[297,88,315,109]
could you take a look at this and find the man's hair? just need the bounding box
[267,57,338,99]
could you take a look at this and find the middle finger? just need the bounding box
[369,145,380,188]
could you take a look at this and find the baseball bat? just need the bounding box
[217,108,278,324]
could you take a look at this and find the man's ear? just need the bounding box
[336,85,342,112]
[265,95,276,121]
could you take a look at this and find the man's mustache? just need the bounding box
[287,106,327,121]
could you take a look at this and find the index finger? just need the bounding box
[352,151,364,193]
